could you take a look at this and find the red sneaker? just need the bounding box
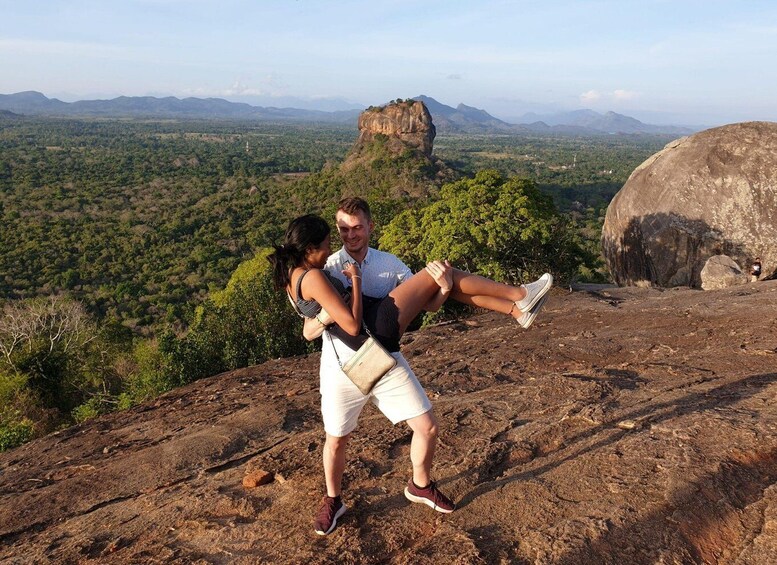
[314,496,346,535]
[404,480,455,513]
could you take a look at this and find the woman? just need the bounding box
[268,214,552,534]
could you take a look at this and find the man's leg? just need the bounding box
[404,409,456,513]
[405,411,438,487]
[315,432,350,535]
[323,432,349,497]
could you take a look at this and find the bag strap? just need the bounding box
[325,322,374,370]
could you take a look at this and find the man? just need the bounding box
[313,197,455,536]
[751,257,762,282]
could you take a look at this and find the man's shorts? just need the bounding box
[319,348,432,438]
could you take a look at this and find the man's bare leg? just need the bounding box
[323,433,349,497]
[404,409,456,512]
[405,410,438,487]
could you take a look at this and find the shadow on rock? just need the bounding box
[556,446,777,564]
[455,372,777,508]
[602,213,753,287]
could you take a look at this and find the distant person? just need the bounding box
[751,257,762,282]
[268,199,552,536]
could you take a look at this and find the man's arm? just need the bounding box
[302,309,334,341]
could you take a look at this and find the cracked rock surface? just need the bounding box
[2,282,777,564]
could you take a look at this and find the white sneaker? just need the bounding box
[516,294,548,329]
[515,273,553,312]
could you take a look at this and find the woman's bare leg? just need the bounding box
[387,270,442,332]
[449,291,516,316]
[450,269,526,302]
[388,268,534,332]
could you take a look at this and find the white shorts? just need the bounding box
[319,346,432,438]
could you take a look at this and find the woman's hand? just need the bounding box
[342,261,362,283]
[425,260,453,294]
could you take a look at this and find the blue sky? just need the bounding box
[1,0,776,125]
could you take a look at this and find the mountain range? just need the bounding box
[0,91,359,123]
[0,91,696,135]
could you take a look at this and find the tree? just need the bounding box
[380,170,589,284]
[159,249,313,386]
[0,295,119,445]
[0,295,96,376]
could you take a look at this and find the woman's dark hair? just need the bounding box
[268,214,331,289]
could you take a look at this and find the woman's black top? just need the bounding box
[293,269,401,353]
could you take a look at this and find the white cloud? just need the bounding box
[580,89,601,103]
[613,89,638,101]
[223,80,265,96]
[580,89,639,106]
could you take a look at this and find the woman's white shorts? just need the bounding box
[319,349,432,438]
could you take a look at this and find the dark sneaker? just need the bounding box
[314,496,347,535]
[404,480,455,513]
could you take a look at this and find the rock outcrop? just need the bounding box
[700,254,749,290]
[352,99,436,158]
[336,99,451,199]
[3,282,777,563]
[602,122,777,287]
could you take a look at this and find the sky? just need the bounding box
[1,0,776,126]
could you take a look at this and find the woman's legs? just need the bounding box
[448,269,526,316]
[388,267,539,333]
[387,269,445,332]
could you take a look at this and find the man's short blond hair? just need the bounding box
[337,197,372,222]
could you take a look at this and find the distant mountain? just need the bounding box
[0,91,696,135]
[0,91,70,114]
[0,91,360,123]
[224,95,362,113]
[411,96,695,135]
[511,109,695,135]
[413,95,514,132]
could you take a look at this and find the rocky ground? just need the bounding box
[1,281,776,564]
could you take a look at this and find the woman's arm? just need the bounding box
[344,262,362,335]
[301,267,362,336]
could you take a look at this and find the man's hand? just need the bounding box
[425,260,453,294]
[302,308,334,341]
[316,308,334,327]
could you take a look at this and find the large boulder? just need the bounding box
[602,122,777,287]
[700,254,748,290]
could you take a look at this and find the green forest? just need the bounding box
[0,114,672,450]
